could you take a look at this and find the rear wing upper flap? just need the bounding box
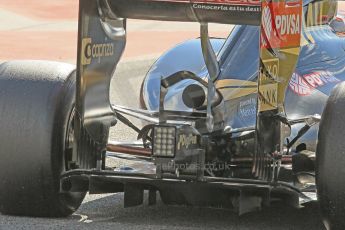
[106,0,339,27]
[107,0,262,25]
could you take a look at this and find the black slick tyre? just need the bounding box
[317,82,345,230]
[0,61,85,217]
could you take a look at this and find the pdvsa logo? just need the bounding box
[261,1,302,49]
[289,71,339,96]
[289,73,311,96]
[262,6,272,40]
[275,13,300,35]
[81,38,114,65]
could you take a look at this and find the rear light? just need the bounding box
[152,126,176,157]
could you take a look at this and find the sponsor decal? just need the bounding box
[261,1,302,49]
[289,71,340,96]
[191,3,260,12]
[177,134,197,150]
[289,72,311,96]
[258,0,302,112]
[81,38,114,65]
[262,58,279,81]
[275,13,300,35]
[239,97,256,117]
[190,0,261,12]
[262,5,273,41]
[258,83,278,112]
[192,0,260,5]
[258,58,279,112]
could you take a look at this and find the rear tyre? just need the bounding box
[317,82,345,230]
[0,61,88,217]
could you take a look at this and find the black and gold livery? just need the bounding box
[0,0,344,229]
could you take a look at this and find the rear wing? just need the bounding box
[75,0,305,164]
[108,0,262,25]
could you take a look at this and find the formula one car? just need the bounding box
[0,0,344,229]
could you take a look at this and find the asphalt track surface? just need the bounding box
[2,0,343,229]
